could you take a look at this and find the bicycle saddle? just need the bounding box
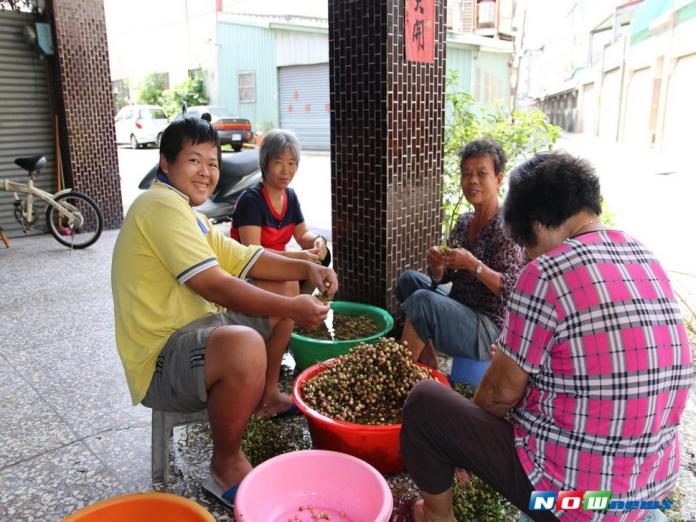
[15,155,46,173]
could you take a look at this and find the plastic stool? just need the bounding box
[449,357,491,387]
[151,408,208,484]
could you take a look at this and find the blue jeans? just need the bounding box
[395,270,499,361]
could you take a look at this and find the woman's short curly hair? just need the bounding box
[503,151,602,246]
[458,138,507,174]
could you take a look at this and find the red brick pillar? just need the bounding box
[50,0,123,229]
[329,0,446,317]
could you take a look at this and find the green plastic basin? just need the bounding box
[290,301,394,371]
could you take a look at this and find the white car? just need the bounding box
[114,105,169,149]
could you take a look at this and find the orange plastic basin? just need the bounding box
[292,359,450,474]
[63,492,214,522]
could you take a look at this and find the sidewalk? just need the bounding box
[0,231,233,521]
[0,132,694,520]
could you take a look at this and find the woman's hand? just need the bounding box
[426,246,446,269]
[443,247,477,272]
[313,236,328,261]
[296,248,321,263]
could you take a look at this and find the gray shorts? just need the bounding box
[141,311,272,413]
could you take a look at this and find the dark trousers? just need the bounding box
[400,380,559,521]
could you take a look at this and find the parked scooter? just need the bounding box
[138,148,262,222]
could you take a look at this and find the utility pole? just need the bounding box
[511,5,527,113]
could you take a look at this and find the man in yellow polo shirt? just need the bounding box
[111,117,337,507]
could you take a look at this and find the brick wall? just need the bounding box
[329,0,446,318]
[50,0,123,229]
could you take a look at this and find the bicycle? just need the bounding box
[1,155,103,249]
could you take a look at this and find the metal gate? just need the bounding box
[278,64,330,150]
[0,11,56,237]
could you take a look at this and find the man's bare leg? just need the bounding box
[205,325,266,489]
[402,319,439,368]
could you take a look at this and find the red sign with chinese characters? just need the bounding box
[405,0,435,63]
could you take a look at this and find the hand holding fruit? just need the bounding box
[443,247,477,272]
[298,248,321,263]
[291,294,329,328]
[306,264,338,299]
[313,235,328,261]
[427,245,446,269]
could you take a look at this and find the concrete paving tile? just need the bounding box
[40,378,150,439]
[83,424,152,492]
[1,333,149,439]
[0,382,76,468]
[0,441,124,522]
[0,353,24,398]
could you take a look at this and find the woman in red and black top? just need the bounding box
[231,128,329,268]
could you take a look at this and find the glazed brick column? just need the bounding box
[50,0,123,229]
[329,0,446,317]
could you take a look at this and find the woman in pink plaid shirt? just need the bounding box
[400,152,693,522]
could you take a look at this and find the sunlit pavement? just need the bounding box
[0,136,693,520]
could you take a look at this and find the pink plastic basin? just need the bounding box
[292,359,450,474]
[234,449,393,522]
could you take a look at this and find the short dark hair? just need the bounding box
[159,117,220,165]
[458,138,507,174]
[503,151,602,246]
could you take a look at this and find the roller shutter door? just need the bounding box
[599,68,621,141]
[623,67,651,146]
[581,83,596,136]
[663,53,696,155]
[278,64,330,150]
[0,11,56,237]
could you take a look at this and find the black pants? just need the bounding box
[400,380,559,521]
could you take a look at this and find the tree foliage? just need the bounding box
[443,72,561,235]
[137,73,168,106]
[159,76,209,118]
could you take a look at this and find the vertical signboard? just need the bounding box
[405,0,435,63]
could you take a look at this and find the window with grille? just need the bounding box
[239,72,256,103]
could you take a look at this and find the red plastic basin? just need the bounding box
[292,359,450,474]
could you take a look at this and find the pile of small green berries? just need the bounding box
[301,337,437,424]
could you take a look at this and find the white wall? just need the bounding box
[104,0,219,103]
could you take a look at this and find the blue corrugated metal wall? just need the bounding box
[216,22,511,133]
[217,22,278,131]
[477,51,511,105]
[446,46,474,94]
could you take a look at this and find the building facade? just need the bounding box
[106,0,514,151]
[520,0,696,157]
[0,0,122,239]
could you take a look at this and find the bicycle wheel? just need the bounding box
[45,191,104,249]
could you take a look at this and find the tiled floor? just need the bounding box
[0,231,419,521]
[1,230,694,521]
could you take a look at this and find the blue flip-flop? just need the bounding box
[271,404,301,419]
[202,476,238,508]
